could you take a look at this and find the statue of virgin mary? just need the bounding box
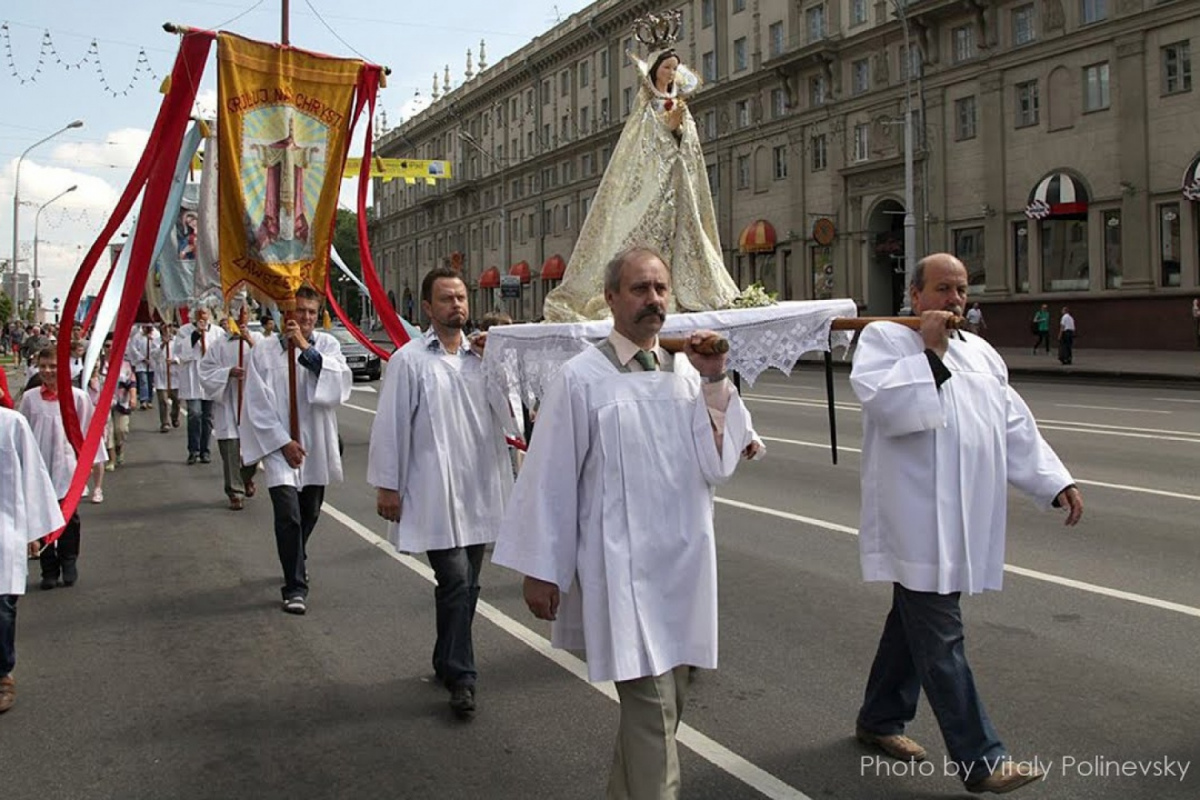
[542,11,739,322]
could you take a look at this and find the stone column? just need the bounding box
[978,71,1009,293]
[1115,32,1153,288]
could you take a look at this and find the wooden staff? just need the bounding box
[164,335,172,394]
[286,309,300,442]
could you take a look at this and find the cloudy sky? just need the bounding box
[0,0,593,312]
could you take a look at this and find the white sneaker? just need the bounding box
[91,488,104,504]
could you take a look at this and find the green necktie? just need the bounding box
[633,349,658,372]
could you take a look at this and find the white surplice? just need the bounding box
[238,331,351,489]
[367,333,517,553]
[0,408,65,595]
[199,332,264,440]
[17,387,106,498]
[128,328,161,373]
[491,345,756,683]
[172,324,224,400]
[151,337,182,391]
[850,322,1074,595]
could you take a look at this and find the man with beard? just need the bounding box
[368,265,517,720]
[849,253,1083,795]
[493,247,763,798]
[240,287,352,615]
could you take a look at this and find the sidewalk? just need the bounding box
[993,347,1200,382]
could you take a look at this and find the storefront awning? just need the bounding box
[478,266,501,289]
[541,254,566,281]
[738,219,777,254]
[1183,154,1200,202]
[509,261,532,284]
[1025,172,1089,219]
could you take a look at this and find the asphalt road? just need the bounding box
[3,367,1198,800]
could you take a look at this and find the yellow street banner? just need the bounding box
[217,32,363,307]
[344,157,453,184]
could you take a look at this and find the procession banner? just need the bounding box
[194,131,223,308]
[217,32,362,308]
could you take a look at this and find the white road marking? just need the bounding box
[1037,424,1200,444]
[1054,403,1170,414]
[323,504,813,800]
[713,498,1200,619]
[344,402,378,415]
[350,385,378,394]
[1154,397,1200,404]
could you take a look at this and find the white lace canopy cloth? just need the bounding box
[483,299,858,407]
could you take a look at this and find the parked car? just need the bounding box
[329,327,381,380]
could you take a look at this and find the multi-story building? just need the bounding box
[372,0,1200,348]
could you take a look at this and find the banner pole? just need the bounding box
[282,0,290,45]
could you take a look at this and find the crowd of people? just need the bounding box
[0,250,1089,798]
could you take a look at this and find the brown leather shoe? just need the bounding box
[967,760,1045,794]
[856,726,927,761]
[244,479,256,498]
[229,496,244,511]
[0,674,15,713]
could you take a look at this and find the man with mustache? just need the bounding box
[494,246,763,798]
[850,253,1083,795]
[368,265,517,720]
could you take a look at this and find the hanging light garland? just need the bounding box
[1,22,161,97]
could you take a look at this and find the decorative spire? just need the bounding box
[478,39,487,71]
[432,72,439,100]
[443,65,451,94]
[465,48,474,81]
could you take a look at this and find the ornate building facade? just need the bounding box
[371,0,1200,348]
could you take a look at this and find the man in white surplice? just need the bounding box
[199,306,262,511]
[173,307,223,465]
[493,247,762,800]
[240,287,352,616]
[850,253,1083,795]
[368,266,517,721]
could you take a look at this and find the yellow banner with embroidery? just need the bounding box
[217,32,362,308]
[344,157,453,184]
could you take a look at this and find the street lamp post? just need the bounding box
[10,119,84,308]
[33,184,78,319]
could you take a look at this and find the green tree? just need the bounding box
[331,208,363,322]
[0,291,12,325]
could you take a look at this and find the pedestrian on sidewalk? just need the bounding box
[0,406,65,715]
[128,323,160,410]
[240,287,351,616]
[1031,304,1050,354]
[173,308,223,465]
[849,253,1084,795]
[200,306,261,511]
[1191,299,1199,349]
[964,302,985,336]
[494,248,763,797]
[152,322,182,432]
[1058,306,1076,365]
[17,347,106,590]
[368,266,519,721]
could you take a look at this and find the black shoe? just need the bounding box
[61,562,77,587]
[282,595,307,615]
[449,684,476,720]
[187,453,198,465]
[40,577,58,591]
[199,452,211,464]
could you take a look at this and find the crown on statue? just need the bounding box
[632,10,682,51]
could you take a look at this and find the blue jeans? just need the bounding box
[427,545,485,689]
[135,370,154,405]
[186,398,214,456]
[857,584,1006,783]
[0,595,16,676]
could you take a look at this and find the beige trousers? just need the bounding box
[607,665,691,800]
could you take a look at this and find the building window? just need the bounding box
[771,88,787,118]
[809,74,827,106]
[954,227,986,291]
[623,38,632,66]
[1012,4,1036,46]
[580,106,591,132]
[736,100,750,128]
[1013,223,1029,293]
[543,208,554,236]
[1083,62,1110,111]
[734,38,748,72]
[581,196,591,221]
[1041,218,1089,291]
[561,114,570,141]
[705,110,718,139]
[737,155,750,189]
[1160,203,1181,286]
[542,123,551,147]
[600,49,609,78]
[807,5,826,43]
[623,87,633,116]
[561,204,572,231]
[1015,80,1039,127]
[600,97,610,123]
[561,70,570,97]
[579,60,589,88]
[853,123,869,161]
[1163,41,1192,94]
[769,22,785,57]
[702,0,714,28]
[582,152,594,176]
[811,133,827,171]
[734,0,746,11]
[773,145,788,179]
[702,51,717,82]
[851,0,868,25]
[707,163,719,194]
[563,159,575,182]
[852,59,870,95]
[1081,0,1107,24]
[1103,210,1122,288]
[952,25,975,64]
[541,79,551,105]
[955,96,977,140]
[900,45,921,80]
